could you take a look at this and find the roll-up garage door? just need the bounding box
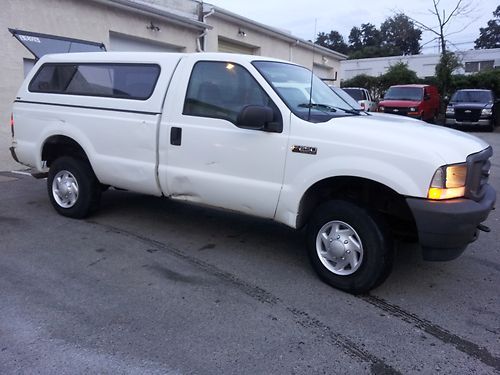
[218,38,255,55]
[110,32,182,52]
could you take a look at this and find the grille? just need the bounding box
[455,108,481,122]
[465,147,492,201]
[384,107,408,116]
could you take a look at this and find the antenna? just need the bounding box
[307,19,317,122]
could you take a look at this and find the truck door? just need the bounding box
[158,59,289,218]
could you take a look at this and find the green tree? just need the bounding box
[347,24,386,58]
[380,14,422,55]
[348,27,363,51]
[315,31,349,54]
[345,16,422,59]
[474,5,500,49]
[435,52,461,97]
[360,23,382,47]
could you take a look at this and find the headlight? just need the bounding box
[409,107,416,112]
[379,106,385,112]
[428,163,467,200]
[446,106,454,114]
[481,108,493,116]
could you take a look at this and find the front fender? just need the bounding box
[274,154,438,228]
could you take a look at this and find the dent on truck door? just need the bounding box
[160,60,288,218]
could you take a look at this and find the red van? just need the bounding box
[378,84,440,122]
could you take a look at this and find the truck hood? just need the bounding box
[329,113,489,164]
[450,102,491,110]
[379,99,421,107]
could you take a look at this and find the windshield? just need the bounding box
[330,87,363,110]
[451,90,492,103]
[343,88,366,101]
[384,87,423,101]
[253,61,360,123]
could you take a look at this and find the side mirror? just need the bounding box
[236,105,282,133]
[424,94,431,101]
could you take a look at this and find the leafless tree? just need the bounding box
[405,0,476,53]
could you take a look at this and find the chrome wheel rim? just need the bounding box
[316,220,363,276]
[52,170,79,208]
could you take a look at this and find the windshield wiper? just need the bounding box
[329,106,362,115]
[298,103,337,112]
[298,103,362,116]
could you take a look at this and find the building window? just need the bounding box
[480,60,494,71]
[465,60,494,73]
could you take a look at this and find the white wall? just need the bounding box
[340,48,500,81]
[204,14,341,82]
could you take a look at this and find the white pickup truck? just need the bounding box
[10,52,496,294]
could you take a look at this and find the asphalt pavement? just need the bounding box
[1,130,499,374]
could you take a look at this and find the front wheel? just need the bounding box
[307,200,393,294]
[487,121,495,132]
[47,156,101,218]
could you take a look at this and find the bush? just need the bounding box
[449,69,500,97]
[340,74,380,99]
[341,62,418,100]
[341,66,500,101]
[379,62,419,92]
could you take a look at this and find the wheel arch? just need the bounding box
[296,176,418,240]
[41,135,90,168]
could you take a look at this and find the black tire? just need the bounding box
[430,111,438,124]
[307,200,393,294]
[47,156,101,218]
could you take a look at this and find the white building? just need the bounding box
[1,0,346,170]
[340,48,500,81]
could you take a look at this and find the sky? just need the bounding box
[205,0,498,53]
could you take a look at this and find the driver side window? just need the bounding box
[183,61,273,125]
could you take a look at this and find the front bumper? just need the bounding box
[445,117,493,127]
[406,185,496,261]
[381,110,420,119]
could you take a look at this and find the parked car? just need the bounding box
[329,86,363,111]
[343,87,377,111]
[378,84,440,122]
[10,52,496,294]
[445,89,498,132]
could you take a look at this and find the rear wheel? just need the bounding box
[47,156,101,218]
[307,200,393,294]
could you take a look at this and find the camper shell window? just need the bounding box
[29,63,160,100]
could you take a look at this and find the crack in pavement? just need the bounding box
[90,220,401,374]
[360,294,500,372]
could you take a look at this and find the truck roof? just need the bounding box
[390,84,434,88]
[455,89,492,92]
[36,51,291,65]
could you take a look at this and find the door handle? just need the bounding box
[170,127,182,146]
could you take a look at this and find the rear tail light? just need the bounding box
[10,113,14,137]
